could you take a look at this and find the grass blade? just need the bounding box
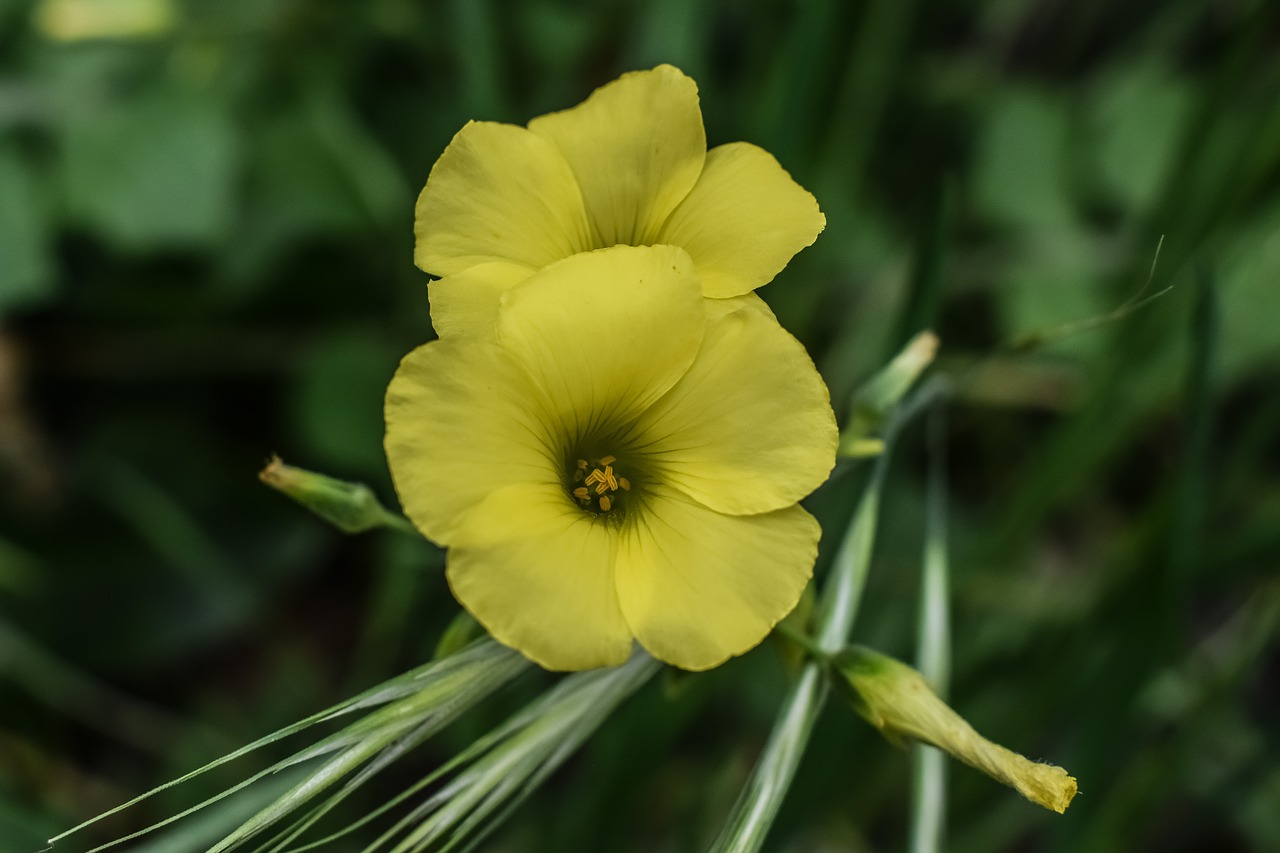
[394,650,661,852]
[52,639,526,850]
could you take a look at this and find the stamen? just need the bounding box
[569,454,630,515]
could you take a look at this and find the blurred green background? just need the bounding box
[2,0,1278,850]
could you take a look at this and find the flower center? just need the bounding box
[570,455,630,514]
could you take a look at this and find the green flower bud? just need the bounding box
[839,331,938,458]
[259,455,413,535]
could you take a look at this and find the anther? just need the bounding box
[570,455,629,514]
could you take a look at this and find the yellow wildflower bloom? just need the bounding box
[385,245,837,671]
[415,65,826,340]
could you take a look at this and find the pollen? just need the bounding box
[571,456,628,514]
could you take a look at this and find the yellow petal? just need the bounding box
[702,291,778,322]
[448,483,632,671]
[384,339,560,544]
[428,261,531,342]
[656,142,825,297]
[615,485,819,670]
[414,120,592,276]
[632,298,837,516]
[528,65,706,248]
[496,245,704,438]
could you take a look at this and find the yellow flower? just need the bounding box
[385,245,837,671]
[415,64,826,340]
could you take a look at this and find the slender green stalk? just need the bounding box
[814,449,892,652]
[708,417,897,853]
[711,366,950,852]
[772,622,828,660]
[909,405,951,853]
[708,665,827,853]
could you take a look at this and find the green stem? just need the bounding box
[772,622,830,662]
[709,397,908,853]
[909,404,952,853]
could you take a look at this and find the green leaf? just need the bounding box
[59,85,239,250]
[1092,60,1194,213]
[971,87,1074,228]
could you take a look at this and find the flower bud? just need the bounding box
[259,455,412,535]
[831,645,1077,813]
[839,331,939,458]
